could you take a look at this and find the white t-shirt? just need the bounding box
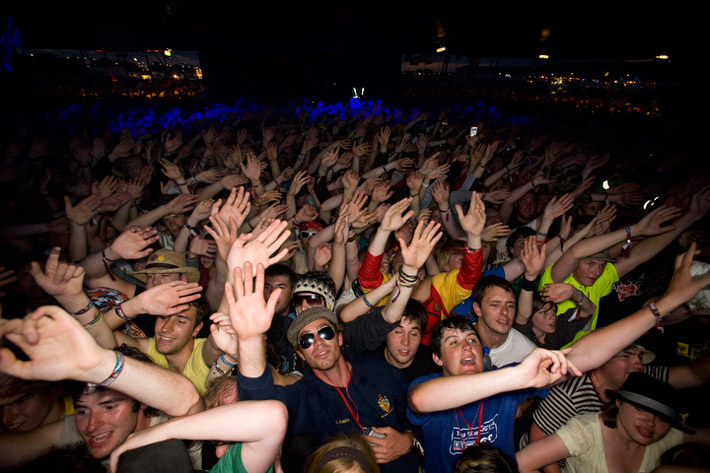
[488,328,536,368]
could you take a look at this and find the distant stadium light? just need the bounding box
[164,49,172,57]
[436,46,446,53]
[539,54,549,59]
[655,55,669,60]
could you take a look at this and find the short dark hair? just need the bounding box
[265,263,297,289]
[402,300,427,332]
[431,317,478,358]
[505,227,536,257]
[188,299,210,327]
[472,276,515,305]
[600,402,619,428]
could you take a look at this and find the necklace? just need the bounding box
[454,400,485,446]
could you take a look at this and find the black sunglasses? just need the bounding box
[293,293,324,307]
[298,326,335,350]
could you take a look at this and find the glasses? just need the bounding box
[293,293,324,307]
[298,326,335,350]
[300,230,318,239]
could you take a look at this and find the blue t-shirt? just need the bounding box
[406,371,545,473]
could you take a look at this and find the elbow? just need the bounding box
[407,388,428,415]
[265,401,289,439]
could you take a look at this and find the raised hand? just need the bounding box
[0,266,17,289]
[165,194,200,215]
[220,173,250,190]
[209,312,238,359]
[110,135,135,160]
[99,192,132,212]
[661,242,710,309]
[225,262,280,341]
[483,189,511,205]
[333,151,353,172]
[521,237,547,278]
[0,306,110,383]
[92,175,118,199]
[135,281,203,316]
[65,195,100,225]
[398,221,443,269]
[543,193,575,221]
[342,170,360,194]
[295,204,318,224]
[107,227,159,260]
[196,168,227,184]
[481,223,510,243]
[380,197,415,232]
[227,220,290,277]
[371,181,394,204]
[456,191,486,238]
[258,202,288,221]
[406,171,424,194]
[160,159,184,181]
[188,235,217,257]
[204,214,240,262]
[633,205,683,236]
[214,186,251,229]
[287,170,311,197]
[240,152,263,182]
[431,180,450,208]
[30,247,85,298]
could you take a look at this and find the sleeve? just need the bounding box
[405,375,434,426]
[538,264,554,291]
[554,415,594,459]
[644,365,670,383]
[343,307,397,354]
[596,263,619,298]
[237,368,278,402]
[358,250,385,290]
[457,248,482,290]
[532,384,579,435]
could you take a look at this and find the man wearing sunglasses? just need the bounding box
[231,221,443,473]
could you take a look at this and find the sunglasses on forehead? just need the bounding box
[298,326,335,350]
[293,293,324,306]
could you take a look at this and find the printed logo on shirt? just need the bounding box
[613,274,644,302]
[336,418,351,425]
[378,394,392,417]
[449,414,499,454]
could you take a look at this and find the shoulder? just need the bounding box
[408,371,443,391]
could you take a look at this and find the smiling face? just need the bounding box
[474,285,517,337]
[385,317,422,369]
[145,272,186,289]
[573,258,607,287]
[515,191,537,221]
[296,318,343,372]
[75,390,142,459]
[616,401,671,446]
[162,213,186,237]
[0,386,59,433]
[531,302,557,335]
[433,328,484,377]
[154,306,201,356]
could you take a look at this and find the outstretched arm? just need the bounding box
[567,243,710,373]
[0,306,203,418]
[408,348,580,414]
[110,400,287,473]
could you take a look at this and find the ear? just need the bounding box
[472,301,482,318]
[296,350,305,361]
[432,352,444,367]
[337,332,344,347]
[192,321,203,337]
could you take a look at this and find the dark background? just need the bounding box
[1,1,703,101]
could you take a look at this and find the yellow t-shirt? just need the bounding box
[147,337,210,395]
[539,262,619,347]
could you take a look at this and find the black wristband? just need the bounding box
[521,277,538,292]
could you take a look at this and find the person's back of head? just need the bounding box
[454,445,519,473]
[304,435,380,473]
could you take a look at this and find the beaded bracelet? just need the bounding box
[649,301,665,334]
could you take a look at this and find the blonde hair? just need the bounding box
[304,435,380,473]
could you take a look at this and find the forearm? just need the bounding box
[205,260,227,311]
[328,243,346,293]
[408,364,528,414]
[69,221,88,262]
[111,200,133,232]
[516,276,536,324]
[196,181,224,201]
[439,208,465,239]
[126,205,168,229]
[238,337,268,379]
[381,266,417,324]
[345,238,361,282]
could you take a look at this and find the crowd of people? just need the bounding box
[1,95,709,473]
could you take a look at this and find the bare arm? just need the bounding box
[516,432,570,473]
[109,400,287,473]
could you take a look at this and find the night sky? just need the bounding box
[1,1,702,100]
